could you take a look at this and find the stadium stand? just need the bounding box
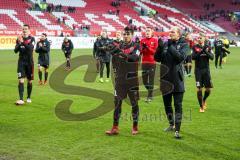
[171,0,240,33]
[1,0,239,36]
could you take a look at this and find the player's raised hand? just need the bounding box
[17,35,23,43]
[142,42,148,49]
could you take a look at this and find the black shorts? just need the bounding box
[195,69,213,88]
[65,53,71,59]
[17,61,34,80]
[114,78,139,101]
[142,63,156,72]
[184,55,192,64]
[38,59,49,68]
[142,63,156,90]
[114,86,139,101]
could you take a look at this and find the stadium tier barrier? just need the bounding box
[0,29,74,37]
[0,36,96,50]
[1,34,238,50]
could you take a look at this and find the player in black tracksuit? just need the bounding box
[62,37,74,70]
[192,34,214,113]
[93,36,101,73]
[14,24,35,105]
[154,27,188,139]
[105,27,140,135]
[214,38,230,69]
[214,38,224,69]
[97,30,112,83]
[35,33,50,85]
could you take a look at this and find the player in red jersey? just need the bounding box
[140,27,158,102]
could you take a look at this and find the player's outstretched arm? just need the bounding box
[222,47,231,54]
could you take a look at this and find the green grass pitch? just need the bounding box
[0,48,239,160]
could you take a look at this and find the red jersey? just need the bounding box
[186,39,195,49]
[140,37,158,64]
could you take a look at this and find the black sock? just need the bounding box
[106,63,110,78]
[148,89,153,98]
[45,72,48,81]
[107,68,110,78]
[27,82,32,99]
[203,90,211,101]
[197,90,203,107]
[18,82,24,100]
[67,60,70,67]
[96,62,99,72]
[184,66,188,74]
[189,65,192,74]
[113,99,122,126]
[132,105,139,127]
[38,71,42,81]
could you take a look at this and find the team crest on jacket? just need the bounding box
[177,45,181,50]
